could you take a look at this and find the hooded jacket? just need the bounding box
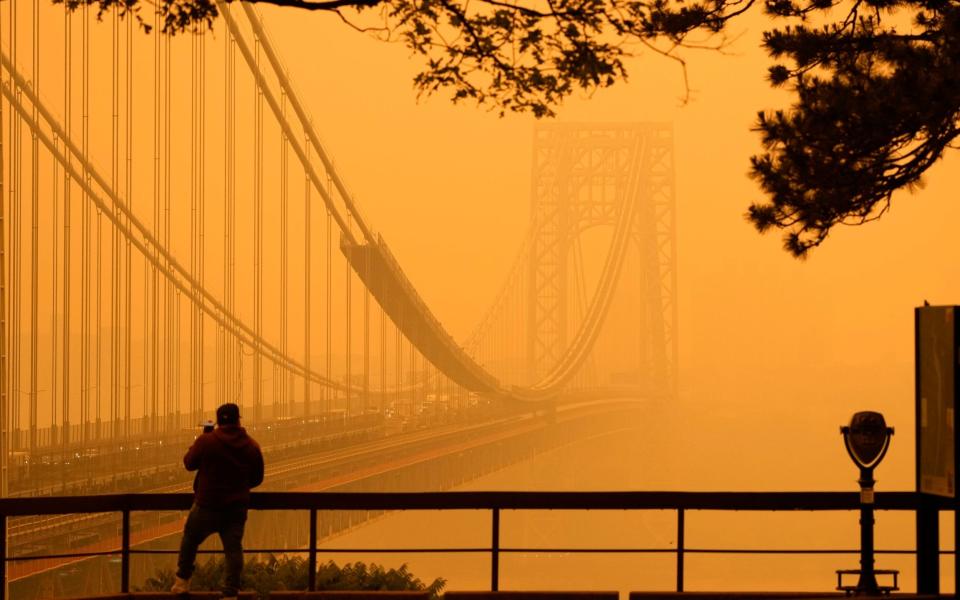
[184,424,264,508]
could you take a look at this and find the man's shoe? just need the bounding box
[170,575,191,594]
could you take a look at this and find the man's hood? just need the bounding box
[213,424,253,449]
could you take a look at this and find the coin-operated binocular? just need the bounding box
[838,411,895,595]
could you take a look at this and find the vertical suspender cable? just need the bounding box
[0,0,6,500]
[160,28,168,427]
[97,177,103,439]
[9,0,20,457]
[222,23,230,406]
[409,337,415,416]
[80,1,90,444]
[281,92,288,418]
[190,27,203,421]
[345,225,351,411]
[111,2,119,435]
[7,3,21,460]
[271,363,277,419]
[253,38,263,422]
[363,258,369,411]
[61,4,71,454]
[227,29,236,406]
[517,275,522,383]
[165,28,173,427]
[228,31,236,406]
[125,15,132,437]
[325,206,331,413]
[395,313,401,412]
[379,304,385,412]
[215,27,223,409]
[215,180,222,407]
[199,30,206,421]
[29,0,39,457]
[409,338,415,415]
[48,0,60,445]
[149,6,158,431]
[518,273,523,384]
[111,4,119,439]
[303,135,310,417]
[176,286,181,426]
[190,28,206,424]
[190,29,198,425]
[163,28,173,432]
[215,137,222,409]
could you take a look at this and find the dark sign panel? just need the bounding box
[917,306,956,498]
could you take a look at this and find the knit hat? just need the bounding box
[216,403,241,425]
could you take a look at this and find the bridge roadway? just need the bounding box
[7,406,497,543]
[7,398,644,583]
[340,236,501,394]
[6,411,390,497]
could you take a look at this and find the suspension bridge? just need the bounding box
[1,0,676,467]
[0,0,676,594]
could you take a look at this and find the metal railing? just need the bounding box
[0,491,954,599]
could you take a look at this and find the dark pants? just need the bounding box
[176,503,248,596]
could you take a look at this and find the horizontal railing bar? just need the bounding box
[128,549,336,555]
[501,548,958,555]
[683,549,917,555]
[9,547,952,562]
[5,548,316,561]
[0,491,950,516]
[311,548,675,554]
[127,548,495,555]
[6,550,121,561]
[140,548,897,557]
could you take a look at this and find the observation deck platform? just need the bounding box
[53,591,953,600]
[3,491,957,600]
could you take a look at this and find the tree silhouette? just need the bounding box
[56,0,960,256]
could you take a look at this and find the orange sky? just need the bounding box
[251,3,960,489]
[6,1,960,492]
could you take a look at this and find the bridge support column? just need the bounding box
[526,124,677,395]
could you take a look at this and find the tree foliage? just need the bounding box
[139,555,446,600]
[55,0,960,255]
[747,0,960,255]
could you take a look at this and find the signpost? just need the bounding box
[915,305,959,594]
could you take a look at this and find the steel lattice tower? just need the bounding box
[526,123,678,398]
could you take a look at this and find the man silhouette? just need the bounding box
[172,403,264,598]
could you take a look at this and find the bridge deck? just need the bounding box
[340,235,501,394]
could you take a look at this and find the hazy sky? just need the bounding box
[8,1,960,491]
[248,3,960,488]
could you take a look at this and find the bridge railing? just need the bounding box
[0,491,953,597]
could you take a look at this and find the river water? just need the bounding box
[312,398,953,596]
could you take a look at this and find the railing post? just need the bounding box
[309,508,318,591]
[676,508,684,593]
[1,513,7,600]
[916,500,939,594]
[121,508,130,593]
[953,502,960,595]
[491,507,500,591]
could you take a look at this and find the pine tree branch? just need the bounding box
[231,0,385,10]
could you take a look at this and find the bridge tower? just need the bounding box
[526,124,677,397]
